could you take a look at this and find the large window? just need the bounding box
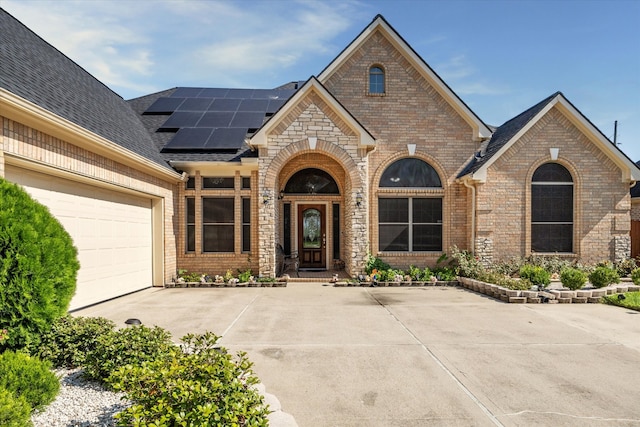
[379,198,442,251]
[202,198,234,252]
[531,163,573,252]
[369,66,385,94]
[378,158,443,252]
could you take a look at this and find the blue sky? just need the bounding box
[4,0,639,160]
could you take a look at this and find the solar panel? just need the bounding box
[162,128,214,150]
[198,88,229,98]
[144,97,185,114]
[197,112,234,127]
[230,112,265,127]
[237,99,269,112]
[225,88,255,99]
[177,98,213,111]
[159,112,203,129]
[267,99,287,113]
[208,98,242,111]
[205,128,248,149]
[171,87,204,97]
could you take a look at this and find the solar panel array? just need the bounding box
[144,87,296,152]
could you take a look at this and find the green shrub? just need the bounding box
[0,351,59,411]
[109,332,269,426]
[0,388,32,427]
[519,265,550,287]
[560,268,587,290]
[35,315,115,368]
[238,269,253,283]
[632,268,640,285]
[0,178,79,352]
[84,325,174,384]
[450,246,485,279]
[479,272,531,290]
[364,253,390,274]
[615,258,638,277]
[588,266,620,288]
[434,267,457,281]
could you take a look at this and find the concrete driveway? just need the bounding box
[75,284,640,426]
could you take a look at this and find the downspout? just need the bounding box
[463,179,476,254]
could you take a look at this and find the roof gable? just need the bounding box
[317,14,492,141]
[250,77,375,148]
[458,92,640,182]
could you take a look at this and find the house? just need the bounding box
[2,10,638,309]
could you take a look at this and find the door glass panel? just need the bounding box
[303,209,321,249]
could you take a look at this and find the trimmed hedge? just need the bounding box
[109,332,270,426]
[35,315,116,368]
[0,178,79,351]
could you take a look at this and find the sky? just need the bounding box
[3,0,640,160]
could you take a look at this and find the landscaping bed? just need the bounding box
[459,277,640,304]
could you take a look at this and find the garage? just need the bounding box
[5,165,154,310]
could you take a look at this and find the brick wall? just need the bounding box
[322,29,478,267]
[1,116,179,283]
[477,107,630,263]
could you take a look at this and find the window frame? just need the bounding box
[368,65,385,95]
[202,197,235,253]
[378,197,443,252]
[530,163,574,253]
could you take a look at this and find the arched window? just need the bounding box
[283,168,339,195]
[378,158,442,252]
[531,163,573,252]
[369,66,385,94]
[380,158,441,188]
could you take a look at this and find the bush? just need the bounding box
[84,325,174,384]
[0,388,32,427]
[560,268,587,290]
[588,266,620,288]
[519,265,550,287]
[35,315,115,368]
[0,178,79,351]
[364,253,390,274]
[109,332,269,426]
[632,268,640,285]
[615,258,637,277]
[450,247,485,279]
[0,351,59,411]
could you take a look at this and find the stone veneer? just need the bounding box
[259,93,369,277]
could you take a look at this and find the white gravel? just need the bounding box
[31,368,130,427]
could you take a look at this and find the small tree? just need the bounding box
[0,178,79,351]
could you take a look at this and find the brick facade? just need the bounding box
[476,108,631,263]
[1,116,179,284]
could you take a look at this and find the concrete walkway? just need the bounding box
[75,284,640,426]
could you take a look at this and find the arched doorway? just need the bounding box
[282,168,340,270]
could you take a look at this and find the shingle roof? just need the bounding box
[128,84,297,162]
[0,9,172,170]
[458,92,559,177]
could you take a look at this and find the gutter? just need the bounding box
[462,178,476,254]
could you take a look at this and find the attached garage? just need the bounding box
[6,165,155,310]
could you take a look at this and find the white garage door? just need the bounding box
[6,166,153,310]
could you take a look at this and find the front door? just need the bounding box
[298,204,326,270]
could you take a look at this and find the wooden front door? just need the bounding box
[298,204,326,269]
